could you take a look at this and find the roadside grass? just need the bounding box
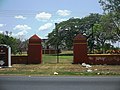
[0,63,120,76]
[0,51,120,76]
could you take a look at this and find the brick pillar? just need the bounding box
[73,33,88,64]
[28,34,42,64]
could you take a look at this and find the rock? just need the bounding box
[54,72,58,75]
[82,63,92,68]
[87,69,92,72]
[94,69,98,71]
[85,64,92,68]
[28,75,31,77]
[97,72,100,75]
[82,63,87,67]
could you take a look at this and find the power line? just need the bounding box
[0,10,87,15]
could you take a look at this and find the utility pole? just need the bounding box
[55,23,59,63]
[91,24,94,54]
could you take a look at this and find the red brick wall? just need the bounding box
[28,44,42,64]
[11,56,28,64]
[73,34,88,64]
[11,54,120,65]
[73,34,120,65]
[73,43,88,63]
[87,54,120,65]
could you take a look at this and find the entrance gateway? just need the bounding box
[0,44,11,67]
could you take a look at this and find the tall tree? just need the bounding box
[0,32,19,54]
[47,13,102,50]
[99,0,120,38]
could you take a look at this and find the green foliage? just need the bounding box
[98,0,120,53]
[47,18,81,49]
[47,11,120,53]
[99,0,120,38]
[0,33,18,54]
[47,13,102,51]
[0,33,28,54]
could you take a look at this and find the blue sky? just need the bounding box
[0,0,103,40]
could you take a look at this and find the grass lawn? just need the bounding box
[0,51,120,76]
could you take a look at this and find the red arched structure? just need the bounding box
[73,33,88,64]
[28,34,42,64]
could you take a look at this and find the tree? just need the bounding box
[99,0,120,39]
[0,34,4,43]
[47,18,81,50]
[0,32,19,54]
[93,23,111,53]
[92,13,120,53]
[47,13,102,51]
[80,13,102,53]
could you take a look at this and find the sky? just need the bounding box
[0,0,103,40]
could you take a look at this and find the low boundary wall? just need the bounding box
[11,56,28,64]
[11,54,120,65]
[87,54,120,65]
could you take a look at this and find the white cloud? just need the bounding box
[76,17,80,18]
[16,30,28,36]
[11,30,28,41]
[39,23,53,31]
[51,18,68,23]
[57,10,71,16]
[0,24,5,27]
[14,15,26,19]
[13,25,31,40]
[0,30,3,33]
[35,12,52,21]
[13,25,31,31]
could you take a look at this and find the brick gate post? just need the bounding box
[73,33,88,64]
[28,34,42,64]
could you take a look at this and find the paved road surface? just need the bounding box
[0,76,120,90]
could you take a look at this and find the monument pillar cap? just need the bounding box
[29,34,42,44]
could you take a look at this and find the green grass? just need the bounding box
[42,54,73,64]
